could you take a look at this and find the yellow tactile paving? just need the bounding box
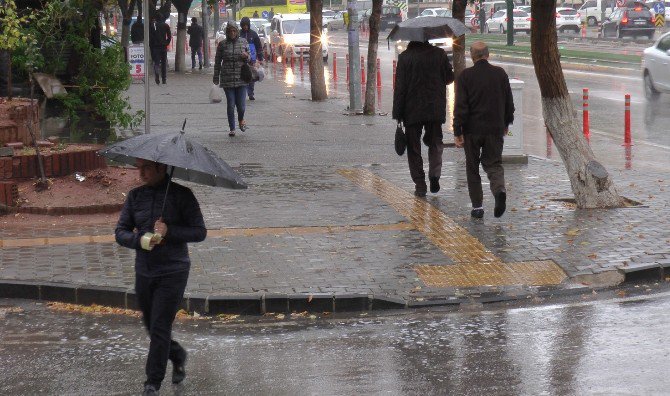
[339,168,567,287]
[0,222,415,249]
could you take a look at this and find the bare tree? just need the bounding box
[309,0,327,101]
[451,0,467,78]
[173,0,193,73]
[530,0,623,208]
[363,0,382,114]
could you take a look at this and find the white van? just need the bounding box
[270,13,329,62]
[481,1,508,19]
[579,0,617,26]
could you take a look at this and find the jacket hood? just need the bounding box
[240,17,251,28]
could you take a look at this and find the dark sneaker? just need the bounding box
[414,189,427,197]
[494,191,507,218]
[249,96,255,100]
[199,64,203,70]
[471,208,484,219]
[429,177,440,194]
[172,353,187,384]
[229,130,235,137]
[239,123,247,132]
[143,384,159,396]
[154,75,160,85]
[162,80,166,85]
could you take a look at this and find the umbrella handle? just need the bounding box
[159,165,176,220]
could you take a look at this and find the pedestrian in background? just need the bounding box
[149,15,172,85]
[187,17,204,70]
[115,159,207,396]
[453,41,514,219]
[253,10,260,18]
[213,22,250,136]
[239,17,264,100]
[392,40,454,197]
[268,7,275,21]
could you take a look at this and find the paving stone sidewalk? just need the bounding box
[1,66,669,313]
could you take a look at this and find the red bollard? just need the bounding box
[583,88,590,143]
[624,145,632,170]
[623,94,632,146]
[392,60,397,91]
[333,52,337,80]
[376,58,381,88]
[299,53,303,71]
[291,53,295,68]
[581,23,586,38]
[346,54,350,82]
[361,56,365,84]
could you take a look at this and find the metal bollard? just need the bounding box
[376,58,381,88]
[361,56,365,84]
[623,94,632,146]
[583,88,590,143]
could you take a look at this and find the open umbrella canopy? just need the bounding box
[98,131,247,190]
[387,16,468,43]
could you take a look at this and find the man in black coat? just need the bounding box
[116,159,207,396]
[240,17,264,100]
[187,17,204,70]
[149,15,172,85]
[453,41,514,219]
[392,41,455,197]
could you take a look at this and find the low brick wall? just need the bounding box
[0,181,18,207]
[0,99,40,146]
[0,147,106,180]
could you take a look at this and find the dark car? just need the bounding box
[601,5,656,39]
[380,5,403,30]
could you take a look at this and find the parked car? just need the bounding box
[601,5,655,39]
[642,31,670,99]
[465,9,476,28]
[419,8,451,18]
[579,0,616,26]
[380,5,403,30]
[259,22,273,59]
[517,5,531,13]
[485,9,531,34]
[215,21,228,45]
[326,11,346,30]
[556,7,582,33]
[395,37,453,59]
[322,9,338,25]
[270,13,329,62]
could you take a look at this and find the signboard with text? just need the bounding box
[128,44,145,81]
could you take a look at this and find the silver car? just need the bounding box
[643,31,670,100]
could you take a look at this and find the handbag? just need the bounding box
[241,62,254,83]
[209,84,222,103]
[394,122,407,156]
[256,65,265,82]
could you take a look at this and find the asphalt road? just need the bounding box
[3,286,670,395]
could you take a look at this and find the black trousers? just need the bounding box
[136,271,189,389]
[151,48,168,82]
[406,122,444,192]
[463,133,505,208]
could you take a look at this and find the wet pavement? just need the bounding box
[3,285,670,395]
[1,49,669,309]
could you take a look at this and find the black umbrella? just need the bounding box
[99,121,247,217]
[387,16,468,44]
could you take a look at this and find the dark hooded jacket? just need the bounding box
[392,41,454,126]
[115,179,207,277]
[239,17,264,62]
[187,22,204,48]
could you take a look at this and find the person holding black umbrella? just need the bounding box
[392,40,454,197]
[115,159,207,396]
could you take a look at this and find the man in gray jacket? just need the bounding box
[116,159,207,395]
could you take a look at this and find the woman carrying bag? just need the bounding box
[213,22,250,137]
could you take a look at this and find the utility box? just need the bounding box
[504,78,528,163]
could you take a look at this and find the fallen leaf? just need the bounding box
[565,228,580,237]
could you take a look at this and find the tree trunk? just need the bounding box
[7,52,12,101]
[175,24,186,72]
[451,0,466,79]
[531,0,623,208]
[119,0,136,48]
[309,0,327,101]
[363,0,382,115]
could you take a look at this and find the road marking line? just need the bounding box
[339,168,567,287]
[0,223,415,249]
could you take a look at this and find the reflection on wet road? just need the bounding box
[3,291,670,395]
